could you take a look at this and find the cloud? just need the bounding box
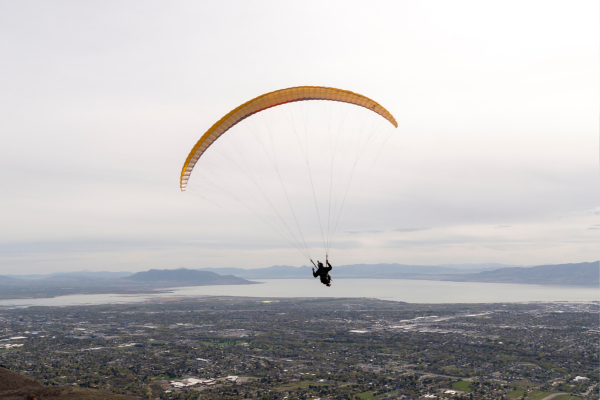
[180,239,294,250]
[587,224,600,230]
[494,225,511,229]
[345,228,432,234]
[0,240,158,256]
[328,240,364,250]
[394,228,431,233]
[345,230,385,235]
[384,234,483,248]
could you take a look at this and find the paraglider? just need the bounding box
[180,86,398,284]
[311,256,333,287]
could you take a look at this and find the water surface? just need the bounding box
[0,279,597,308]
[170,278,599,303]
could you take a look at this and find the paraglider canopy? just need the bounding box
[180,86,398,191]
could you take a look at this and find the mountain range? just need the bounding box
[1,262,597,293]
[2,263,520,281]
[123,269,253,285]
[197,261,599,285]
[0,269,255,300]
[0,269,253,286]
[433,262,599,286]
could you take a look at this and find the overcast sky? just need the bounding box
[1,0,598,274]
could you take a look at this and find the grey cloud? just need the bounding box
[0,240,160,256]
[327,240,364,250]
[345,230,385,235]
[180,240,297,250]
[394,228,431,233]
[384,235,483,248]
[0,237,293,257]
[494,225,511,228]
[381,232,580,250]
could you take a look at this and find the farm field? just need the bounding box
[507,389,525,398]
[452,381,472,391]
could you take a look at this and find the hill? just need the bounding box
[123,268,254,285]
[0,269,255,300]
[0,366,42,392]
[0,275,18,285]
[438,261,599,286]
[0,367,137,400]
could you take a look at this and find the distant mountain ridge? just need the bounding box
[123,268,254,285]
[437,261,599,286]
[2,263,523,281]
[2,262,597,290]
[198,261,599,286]
[0,275,18,283]
[0,268,255,300]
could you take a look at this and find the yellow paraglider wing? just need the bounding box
[180,86,398,191]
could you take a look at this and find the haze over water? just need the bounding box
[0,279,597,308]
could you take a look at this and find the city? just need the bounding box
[1,298,597,399]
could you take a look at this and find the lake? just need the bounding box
[0,279,597,308]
